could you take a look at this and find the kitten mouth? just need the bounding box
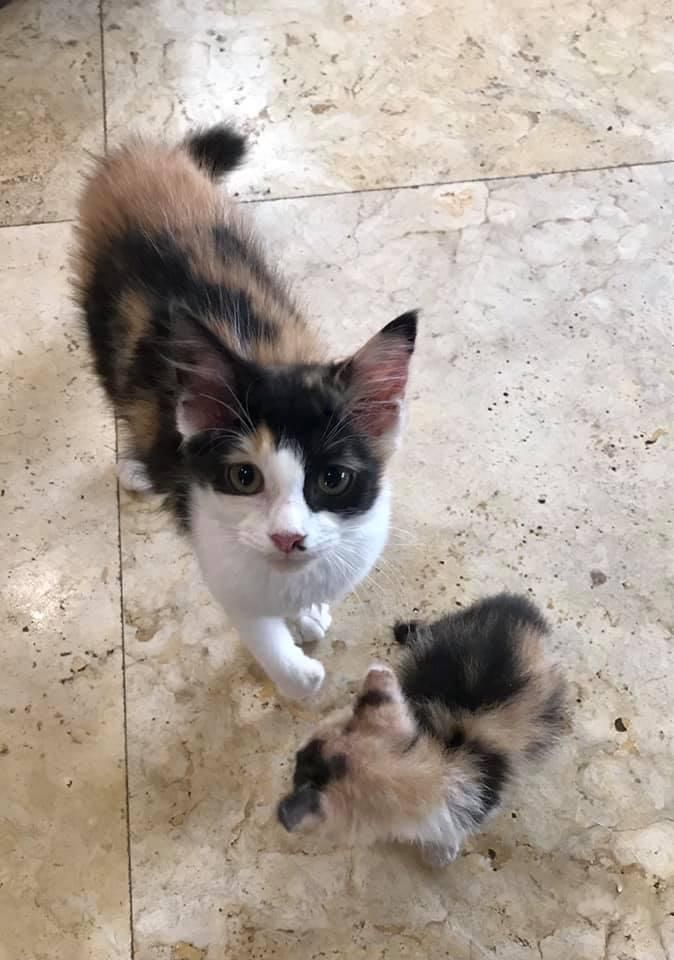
[266,551,314,570]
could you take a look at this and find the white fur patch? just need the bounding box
[117,458,153,493]
[189,441,391,697]
[191,444,390,618]
[295,603,332,645]
[393,802,469,858]
[392,772,487,859]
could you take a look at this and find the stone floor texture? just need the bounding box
[1,2,672,959]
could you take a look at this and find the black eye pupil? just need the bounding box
[238,465,254,486]
[324,467,345,488]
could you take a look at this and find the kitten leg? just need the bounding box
[294,603,332,646]
[420,842,461,868]
[117,457,153,493]
[236,616,325,700]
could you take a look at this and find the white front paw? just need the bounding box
[295,604,332,645]
[421,843,460,868]
[118,458,153,493]
[275,655,326,701]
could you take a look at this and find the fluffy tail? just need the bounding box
[184,123,247,179]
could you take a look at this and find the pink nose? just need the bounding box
[270,531,306,554]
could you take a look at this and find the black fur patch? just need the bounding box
[398,593,547,714]
[84,227,278,399]
[380,310,417,348]
[446,728,466,750]
[179,361,383,517]
[185,124,247,178]
[277,786,321,831]
[212,224,278,292]
[355,689,392,712]
[467,739,511,813]
[393,620,420,645]
[126,230,277,345]
[293,739,348,791]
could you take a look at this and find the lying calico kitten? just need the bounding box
[72,124,417,700]
[278,593,567,863]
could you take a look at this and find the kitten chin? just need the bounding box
[72,123,417,696]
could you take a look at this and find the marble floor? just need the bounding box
[1,1,673,958]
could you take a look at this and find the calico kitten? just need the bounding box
[278,593,567,863]
[71,124,418,700]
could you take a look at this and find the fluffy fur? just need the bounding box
[71,124,418,699]
[278,593,568,863]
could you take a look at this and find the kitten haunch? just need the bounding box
[71,123,418,700]
[278,593,568,864]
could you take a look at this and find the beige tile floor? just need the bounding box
[1,2,673,958]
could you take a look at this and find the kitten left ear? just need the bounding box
[170,303,251,437]
[339,310,418,446]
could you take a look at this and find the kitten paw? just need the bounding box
[295,604,332,645]
[275,655,325,701]
[118,458,153,493]
[421,843,460,868]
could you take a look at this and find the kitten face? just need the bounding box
[175,308,417,614]
[183,365,384,570]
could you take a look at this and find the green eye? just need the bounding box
[227,462,264,495]
[317,466,354,496]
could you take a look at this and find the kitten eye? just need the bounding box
[316,465,354,496]
[227,462,264,495]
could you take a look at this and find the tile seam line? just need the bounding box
[98,0,109,153]
[113,417,135,960]
[242,155,674,205]
[102,0,131,942]
[1,154,672,232]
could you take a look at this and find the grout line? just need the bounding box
[239,155,674,206]
[102,4,130,950]
[98,0,108,153]
[113,418,136,960]
[1,155,672,233]
[0,217,75,231]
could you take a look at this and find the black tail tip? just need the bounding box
[393,620,420,645]
[185,123,247,178]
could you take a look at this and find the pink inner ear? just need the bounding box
[178,354,236,436]
[178,389,231,435]
[349,341,413,437]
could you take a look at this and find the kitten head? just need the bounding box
[172,308,417,610]
[277,664,447,841]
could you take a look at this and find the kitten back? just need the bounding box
[398,593,568,761]
[71,124,419,527]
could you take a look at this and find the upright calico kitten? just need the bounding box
[71,124,418,700]
[278,594,567,863]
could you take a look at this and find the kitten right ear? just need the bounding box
[170,304,248,437]
[337,310,418,449]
